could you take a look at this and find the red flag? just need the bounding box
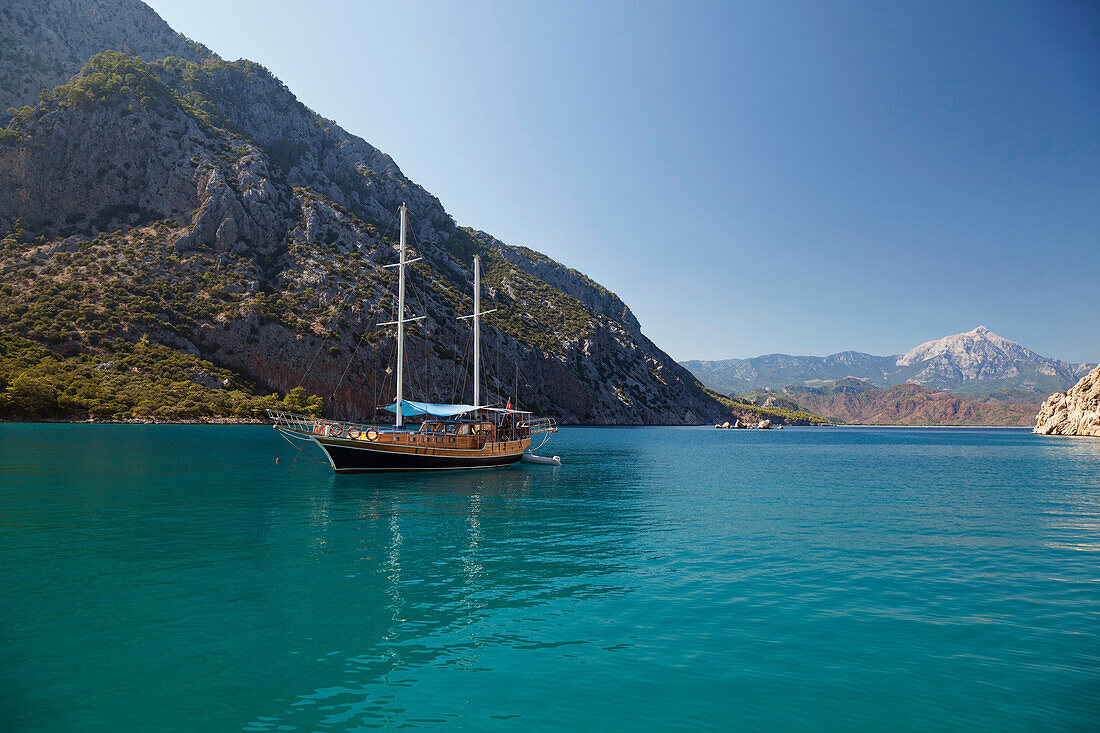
[506,398,512,410]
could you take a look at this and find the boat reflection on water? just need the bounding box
[257,448,647,728]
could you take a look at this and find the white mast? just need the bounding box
[380,203,423,428]
[473,255,481,407]
[458,255,495,408]
[395,204,407,427]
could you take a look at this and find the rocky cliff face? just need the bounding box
[0,0,211,113]
[470,231,642,334]
[0,3,737,425]
[1033,365,1100,437]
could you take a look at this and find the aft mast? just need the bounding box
[459,255,496,407]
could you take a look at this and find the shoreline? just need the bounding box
[0,417,269,425]
[833,423,1032,429]
[0,419,1036,428]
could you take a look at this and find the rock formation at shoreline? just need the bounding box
[1033,365,1100,437]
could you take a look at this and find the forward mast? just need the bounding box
[379,203,424,428]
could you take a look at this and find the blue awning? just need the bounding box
[382,400,480,418]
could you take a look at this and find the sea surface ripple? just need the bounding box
[1,425,1098,730]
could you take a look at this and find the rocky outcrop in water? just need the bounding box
[1033,365,1100,437]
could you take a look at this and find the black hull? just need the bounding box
[317,440,524,473]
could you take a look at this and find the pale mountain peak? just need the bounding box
[897,327,1036,368]
[961,326,1013,346]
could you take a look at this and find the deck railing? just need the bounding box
[525,416,558,435]
[268,409,314,434]
[267,410,393,438]
[269,409,558,439]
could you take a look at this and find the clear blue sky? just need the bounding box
[145,0,1099,362]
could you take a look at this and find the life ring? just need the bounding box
[330,423,343,438]
[366,430,379,442]
[347,427,361,439]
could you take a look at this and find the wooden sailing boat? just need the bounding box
[270,204,557,472]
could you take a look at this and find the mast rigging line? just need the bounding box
[296,288,353,390]
[332,297,383,403]
[295,206,399,392]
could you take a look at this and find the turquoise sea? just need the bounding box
[1,424,1098,731]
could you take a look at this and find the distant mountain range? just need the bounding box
[682,327,1094,404]
[739,379,1038,427]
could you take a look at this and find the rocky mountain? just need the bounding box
[1033,365,1100,437]
[683,352,900,393]
[683,327,1093,403]
[0,0,806,425]
[895,327,1090,392]
[0,0,212,112]
[743,379,1037,427]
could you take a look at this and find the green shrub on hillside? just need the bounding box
[45,51,176,112]
[696,384,830,425]
[478,251,595,353]
[0,333,321,421]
